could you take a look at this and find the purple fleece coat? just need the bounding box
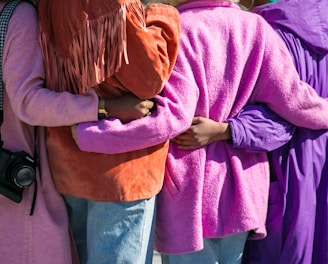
[0,2,99,263]
[76,1,328,254]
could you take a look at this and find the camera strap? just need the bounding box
[0,0,39,215]
[30,126,38,215]
[0,0,22,126]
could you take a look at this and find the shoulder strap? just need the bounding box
[0,0,22,124]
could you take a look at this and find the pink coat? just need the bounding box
[0,2,98,263]
[75,1,328,255]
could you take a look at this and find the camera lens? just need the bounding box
[12,166,35,188]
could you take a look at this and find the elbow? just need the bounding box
[131,69,168,99]
[137,63,172,99]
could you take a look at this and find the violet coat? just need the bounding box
[76,1,328,255]
[233,1,328,264]
[0,2,98,263]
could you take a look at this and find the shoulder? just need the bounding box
[9,1,38,30]
[3,1,40,61]
[6,1,38,41]
[0,1,38,44]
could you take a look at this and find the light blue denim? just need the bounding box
[161,232,249,264]
[64,195,156,264]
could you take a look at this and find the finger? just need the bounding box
[192,116,202,125]
[174,133,195,141]
[144,100,155,109]
[179,128,196,136]
[173,137,198,146]
[177,144,201,150]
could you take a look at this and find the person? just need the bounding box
[71,1,328,264]
[37,0,181,263]
[234,1,328,263]
[172,0,328,263]
[0,0,151,263]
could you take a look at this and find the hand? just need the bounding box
[172,116,232,150]
[105,94,155,123]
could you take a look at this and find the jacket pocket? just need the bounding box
[163,163,180,196]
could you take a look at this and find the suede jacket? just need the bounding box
[38,1,180,201]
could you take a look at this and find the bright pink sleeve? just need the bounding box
[250,18,328,129]
[76,76,196,153]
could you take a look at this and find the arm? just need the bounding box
[6,4,152,127]
[251,18,328,129]
[107,3,180,99]
[228,104,295,151]
[172,116,232,150]
[38,0,180,98]
[104,94,154,123]
[172,104,294,152]
[74,45,199,154]
[3,3,99,127]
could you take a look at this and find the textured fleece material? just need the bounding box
[76,1,328,254]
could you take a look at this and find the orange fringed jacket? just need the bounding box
[38,0,180,201]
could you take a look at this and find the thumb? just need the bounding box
[192,116,203,125]
[71,125,78,144]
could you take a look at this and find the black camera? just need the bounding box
[0,146,36,203]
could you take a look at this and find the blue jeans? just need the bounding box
[161,232,249,264]
[64,195,156,264]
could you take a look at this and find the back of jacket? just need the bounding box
[39,1,180,202]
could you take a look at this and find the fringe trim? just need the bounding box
[39,1,144,94]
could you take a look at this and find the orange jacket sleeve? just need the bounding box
[106,3,180,99]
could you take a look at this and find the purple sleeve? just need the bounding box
[228,104,295,152]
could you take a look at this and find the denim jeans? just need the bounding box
[64,195,156,264]
[161,232,249,264]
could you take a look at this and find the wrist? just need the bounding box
[221,122,232,140]
[98,98,109,120]
[214,122,232,141]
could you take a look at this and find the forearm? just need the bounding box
[254,23,328,129]
[3,7,99,127]
[15,87,99,127]
[76,78,197,154]
[211,122,232,142]
[5,44,99,127]
[228,104,294,152]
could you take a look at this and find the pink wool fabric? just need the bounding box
[0,2,98,263]
[75,1,328,255]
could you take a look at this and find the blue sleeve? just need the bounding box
[227,104,295,152]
